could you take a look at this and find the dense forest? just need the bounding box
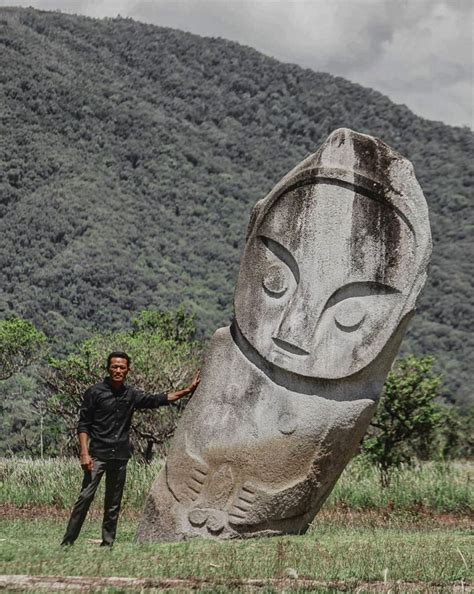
[0,7,472,407]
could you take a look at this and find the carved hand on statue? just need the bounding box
[229,475,315,527]
[228,482,259,525]
[185,462,208,501]
[166,443,209,503]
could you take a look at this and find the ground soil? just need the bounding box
[1,503,472,529]
[0,574,471,593]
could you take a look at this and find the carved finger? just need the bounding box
[190,467,207,484]
[189,476,204,489]
[186,482,201,499]
[237,491,254,504]
[228,511,247,525]
[240,484,256,501]
[233,499,252,511]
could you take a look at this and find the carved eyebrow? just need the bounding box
[258,235,300,284]
[325,281,401,309]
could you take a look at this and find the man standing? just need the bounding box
[61,351,200,546]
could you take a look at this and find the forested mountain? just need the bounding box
[0,7,472,407]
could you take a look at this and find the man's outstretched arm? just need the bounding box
[134,371,201,408]
[167,371,201,402]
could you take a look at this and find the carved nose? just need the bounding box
[273,307,313,356]
[273,286,320,356]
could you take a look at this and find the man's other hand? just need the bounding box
[80,454,93,472]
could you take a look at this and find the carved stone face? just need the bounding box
[234,182,416,379]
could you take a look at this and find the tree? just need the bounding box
[0,372,59,458]
[432,407,474,460]
[0,317,47,381]
[362,355,443,486]
[44,308,201,460]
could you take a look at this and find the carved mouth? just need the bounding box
[272,337,310,357]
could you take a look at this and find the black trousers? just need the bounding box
[61,458,128,546]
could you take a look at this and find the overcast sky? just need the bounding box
[2,0,473,128]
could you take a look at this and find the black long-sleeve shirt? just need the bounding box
[77,377,169,459]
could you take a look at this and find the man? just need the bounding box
[61,351,200,546]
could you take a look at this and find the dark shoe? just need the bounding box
[100,541,113,547]
[60,540,73,546]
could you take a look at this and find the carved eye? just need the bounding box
[259,235,299,299]
[262,263,289,297]
[333,299,367,331]
[325,282,400,332]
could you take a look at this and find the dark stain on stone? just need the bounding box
[268,185,313,256]
[336,133,345,148]
[350,194,402,285]
[351,133,402,203]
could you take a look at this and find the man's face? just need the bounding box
[234,182,415,379]
[108,357,130,384]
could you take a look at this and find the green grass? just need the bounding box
[0,457,472,513]
[1,458,471,591]
[330,458,473,513]
[0,516,471,587]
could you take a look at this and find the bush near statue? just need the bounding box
[136,128,431,542]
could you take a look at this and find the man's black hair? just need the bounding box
[107,351,131,368]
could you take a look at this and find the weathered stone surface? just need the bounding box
[136,128,431,542]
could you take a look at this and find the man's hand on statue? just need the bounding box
[167,370,201,402]
[80,453,93,472]
[189,370,201,392]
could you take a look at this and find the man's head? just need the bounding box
[107,351,131,385]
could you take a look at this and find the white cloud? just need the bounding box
[1,0,472,127]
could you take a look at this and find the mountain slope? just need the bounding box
[0,8,472,406]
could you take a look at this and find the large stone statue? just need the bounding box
[136,128,431,542]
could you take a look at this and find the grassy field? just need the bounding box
[0,458,472,592]
[1,514,472,592]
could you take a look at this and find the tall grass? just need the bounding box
[0,456,472,513]
[329,457,473,513]
[0,456,159,510]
